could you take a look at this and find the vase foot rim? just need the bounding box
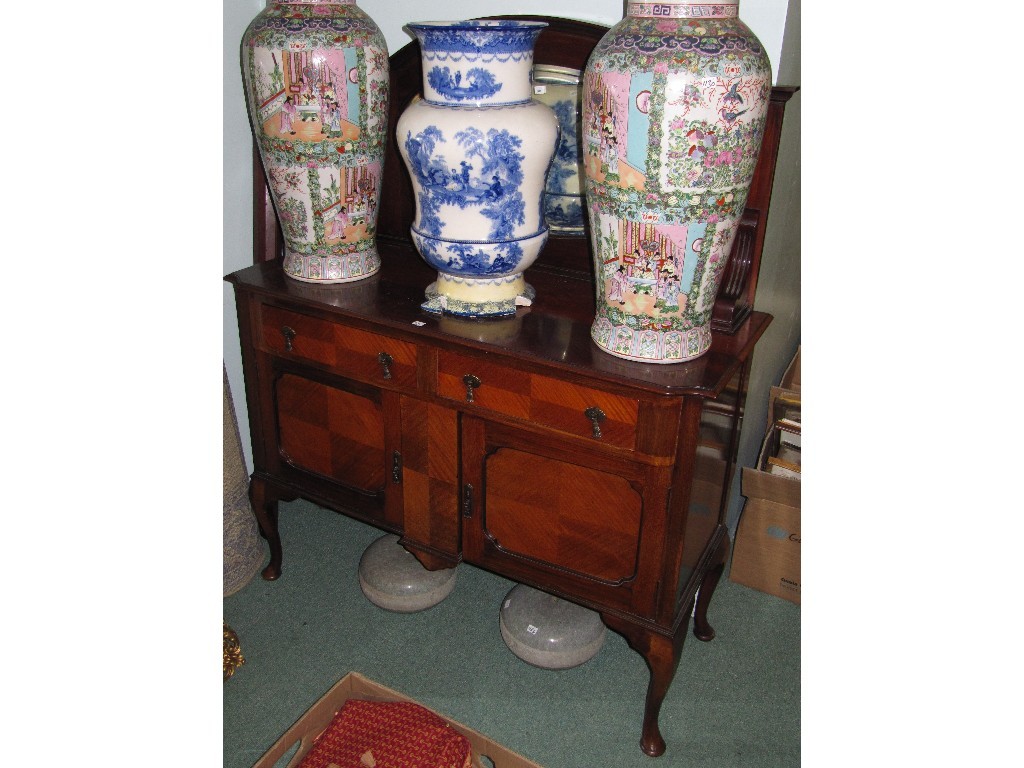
[590,320,713,364]
[283,274,380,284]
[590,344,711,364]
[282,250,381,283]
[422,280,534,318]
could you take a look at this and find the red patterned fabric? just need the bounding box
[296,699,473,768]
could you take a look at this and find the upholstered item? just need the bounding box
[224,364,263,597]
[296,699,472,768]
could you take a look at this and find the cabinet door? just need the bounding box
[272,368,402,527]
[460,416,664,614]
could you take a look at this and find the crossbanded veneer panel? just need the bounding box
[276,374,385,491]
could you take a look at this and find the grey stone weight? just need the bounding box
[358,535,457,612]
[499,584,606,669]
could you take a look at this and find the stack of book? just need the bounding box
[761,389,801,481]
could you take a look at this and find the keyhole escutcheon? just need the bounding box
[463,374,481,403]
[281,325,296,352]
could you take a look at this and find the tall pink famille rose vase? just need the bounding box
[582,1,771,362]
[242,1,389,283]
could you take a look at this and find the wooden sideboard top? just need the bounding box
[226,239,771,399]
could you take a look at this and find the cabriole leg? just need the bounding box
[693,533,730,642]
[601,612,689,757]
[249,475,284,580]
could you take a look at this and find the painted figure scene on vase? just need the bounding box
[242,1,389,283]
[584,3,771,362]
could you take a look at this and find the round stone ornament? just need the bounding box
[357,535,457,612]
[499,584,606,669]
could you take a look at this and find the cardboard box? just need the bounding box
[252,672,545,768]
[731,465,800,604]
[732,345,801,603]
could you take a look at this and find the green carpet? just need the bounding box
[224,499,800,768]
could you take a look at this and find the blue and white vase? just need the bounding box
[397,20,559,317]
[533,64,587,236]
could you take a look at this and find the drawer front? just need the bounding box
[438,351,638,449]
[262,304,417,389]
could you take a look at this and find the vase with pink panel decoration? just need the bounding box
[242,0,389,283]
[582,1,771,362]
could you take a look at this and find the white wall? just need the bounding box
[224,0,265,469]
[223,0,800,530]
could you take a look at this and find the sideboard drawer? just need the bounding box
[261,304,417,389]
[437,351,639,449]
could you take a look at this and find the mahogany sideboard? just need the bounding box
[227,17,791,757]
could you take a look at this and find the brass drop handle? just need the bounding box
[378,351,394,380]
[463,374,481,403]
[584,406,606,439]
[281,325,296,352]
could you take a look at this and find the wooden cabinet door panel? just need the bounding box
[482,447,642,585]
[460,416,662,615]
[275,373,386,494]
